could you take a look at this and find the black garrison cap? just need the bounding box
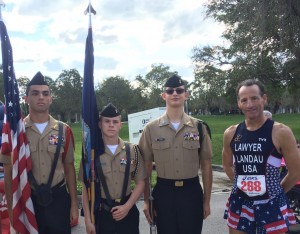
[27,71,49,87]
[164,74,185,88]
[100,103,120,117]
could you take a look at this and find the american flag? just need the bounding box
[0,20,38,234]
[82,13,105,223]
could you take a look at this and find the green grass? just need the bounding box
[71,113,300,193]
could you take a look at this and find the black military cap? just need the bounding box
[164,74,185,87]
[27,71,49,87]
[100,103,120,117]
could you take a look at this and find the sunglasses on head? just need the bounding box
[165,88,186,95]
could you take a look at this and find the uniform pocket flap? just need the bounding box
[47,145,64,154]
[29,144,37,152]
[182,141,200,150]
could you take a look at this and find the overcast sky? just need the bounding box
[0,0,225,84]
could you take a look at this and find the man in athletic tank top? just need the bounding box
[222,79,300,234]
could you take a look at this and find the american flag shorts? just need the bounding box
[224,192,296,234]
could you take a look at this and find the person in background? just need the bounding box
[263,110,272,119]
[139,74,213,234]
[80,103,146,234]
[222,79,300,234]
[0,72,78,234]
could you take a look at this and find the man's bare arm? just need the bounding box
[222,126,236,182]
[274,124,300,192]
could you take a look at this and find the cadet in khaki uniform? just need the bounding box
[139,74,213,234]
[0,72,78,234]
[80,103,146,234]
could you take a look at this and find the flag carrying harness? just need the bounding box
[95,143,131,210]
[28,122,64,207]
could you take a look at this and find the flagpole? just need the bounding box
[83,0,97,224]
[0,3,39,232]
[89,0,91,28]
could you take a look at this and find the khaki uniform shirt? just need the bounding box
[79,138,146,199]
[139,113,213,179]
[0,115,75,188]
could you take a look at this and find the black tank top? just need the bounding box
[230,119,283,200]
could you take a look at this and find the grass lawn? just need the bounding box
[71,113,300,193]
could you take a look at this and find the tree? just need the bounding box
[191,0,300,112]
[53,69,83,122]
[135,64,178,109]
[96,76,138,120]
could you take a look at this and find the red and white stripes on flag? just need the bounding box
[0,20,38,234]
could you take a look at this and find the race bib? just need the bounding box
[237,175,266,197]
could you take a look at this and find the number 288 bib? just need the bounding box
[237,175,266,197]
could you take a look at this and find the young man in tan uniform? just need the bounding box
[139,74,213,234]
[0,72,78,234]
[80,103,146,234]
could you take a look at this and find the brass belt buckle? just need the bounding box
[115,198,121,203]
[175,181,183,187]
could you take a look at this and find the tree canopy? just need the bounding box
[1,1,300,119]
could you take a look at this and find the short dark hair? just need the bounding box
[236,79,266,99]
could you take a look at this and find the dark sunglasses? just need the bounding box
[165,88,186,95]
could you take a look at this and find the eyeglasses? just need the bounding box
[165,88,186,95]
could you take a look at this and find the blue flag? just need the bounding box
[82,26,104,223]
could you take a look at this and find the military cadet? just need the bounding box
[139,74,213,234]
[0,72,78,234]
[80,103,146,234]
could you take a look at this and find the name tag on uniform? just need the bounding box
[237,175,266,197]
[155,138,165,141]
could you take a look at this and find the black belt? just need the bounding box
[100,194,131,212]
[32,179,65,195]
[156,176,199,187]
